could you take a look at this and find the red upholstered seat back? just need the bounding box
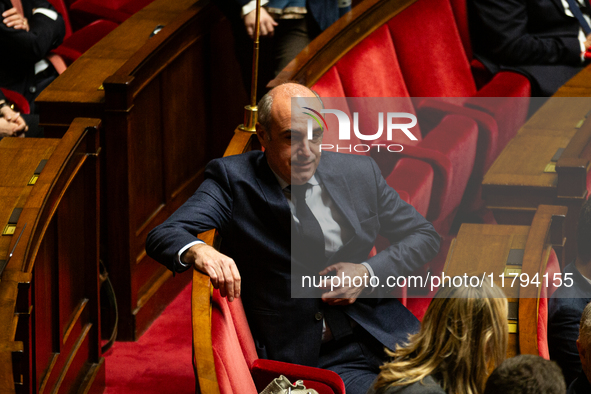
[211,289,258,394]
[47,0,73,37]
[448,0,473,60]
[0,88,30,114]
[228,296,259,369]
[332,25,422,145]
[386,0,476,97]
[312,69,367,152]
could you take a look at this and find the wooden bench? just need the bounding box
[0,119,103,394]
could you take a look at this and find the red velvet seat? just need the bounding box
[69,0,154,25]
[48,0,118,65]
[448,0,526,90]
[210,288,346,394]
[386,0,530,213]
[312,70,434,218]
[312,25,479,235]
[0,88,30,114]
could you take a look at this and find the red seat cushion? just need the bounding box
[211,290,258,394]
[0,88,30,114]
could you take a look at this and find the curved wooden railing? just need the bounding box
[269,0,418,88]
[0,119,102,394]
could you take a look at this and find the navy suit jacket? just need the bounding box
[548,262,591,386]
[568,371,591,394]
[469,0,583,95]
[146,151,440,367]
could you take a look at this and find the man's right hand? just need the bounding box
[183,243,241,301]
[585,33,591,51]
[244,7,277,39]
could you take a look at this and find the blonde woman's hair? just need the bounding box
[375,278,508,394]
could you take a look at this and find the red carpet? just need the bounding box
[104,283,194,394]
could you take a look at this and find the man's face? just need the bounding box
[259,93,323,185]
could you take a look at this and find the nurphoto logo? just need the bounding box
[304,107,418,153]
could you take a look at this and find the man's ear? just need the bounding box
[256,122,268,148]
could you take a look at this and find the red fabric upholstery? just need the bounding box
[384,0,529,214]
[321,26,478,234]
[312,66,435,222]
[48,0,118,64]
[0,88,30,114]
[70,0,153,23]
[537,248,560,359]
[211,290,258,394]
[448,0,472,61]
[210,289,346,394]
[386,1,476,98]
[252,359,345,394]
[385,158,433,219]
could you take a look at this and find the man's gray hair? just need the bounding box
[257,83,324,137]
[258,92,274,135]
[580,302,591,348]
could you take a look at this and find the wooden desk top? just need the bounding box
[0,138,59,266]
[483,98,591,190]
[35,0,199,108]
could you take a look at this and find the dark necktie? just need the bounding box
[289,184,354,341]
[290,184,326,260]
[566,0,591,34]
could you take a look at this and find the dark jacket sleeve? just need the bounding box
[365,157,441,283]
[0,1,65,65]
[146,158,234,272]
[470,0,582,67]
[548,299,585,386]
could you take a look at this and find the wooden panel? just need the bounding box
[443,205,567,358]
[482,96,591,264]
[37,0,247,340]
[35,0,200,135]
[0,119,103,394]
[99,1,246,340]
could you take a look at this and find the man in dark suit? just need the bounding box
[469,0,589,96]
[568,303,591,393]
[146,83,440,394]
[0,0,65,112]
[549,198,591,386]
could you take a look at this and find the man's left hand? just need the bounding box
[319,262,370,306]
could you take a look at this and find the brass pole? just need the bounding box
[240,0,261,132]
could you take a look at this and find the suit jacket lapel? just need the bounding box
[254,154,292,234]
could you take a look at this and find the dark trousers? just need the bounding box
[318,326,387,394]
